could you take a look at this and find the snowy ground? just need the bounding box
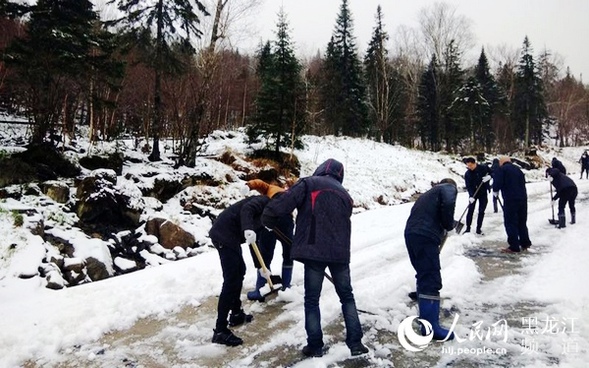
[1,128,588,367]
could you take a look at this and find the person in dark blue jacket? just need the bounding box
[262,158,368,358]
[405,178,458,341]
[463,157,492,234]
[492,156,532,253]
[547,168,578,228]
[490,158,501,213]
[551,157,567,175]
[208,195,269,346]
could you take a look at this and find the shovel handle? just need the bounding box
[251,241,274,289]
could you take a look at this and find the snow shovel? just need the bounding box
[251,241,282,289]
[455,181,485,234]
[548,182,558,225]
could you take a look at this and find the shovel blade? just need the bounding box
[270,275,282,285]
[548,219,558,225]
[455,221,464,234]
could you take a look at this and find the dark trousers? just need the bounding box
[249,214,294,269]
[405,234,442,296]
[303,260,363,349]
[466,193,488,230]
[214,241,246,331]
[558,186,578,216]
[503,199,531,251]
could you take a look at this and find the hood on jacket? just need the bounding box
[546,167,562,178]
[312,158,345,183]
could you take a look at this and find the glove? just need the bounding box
[548,176,553,182]
[240,185,250,195]
[482,175,491,183]
[468,197,475,204]
[258,268,271,279]
[244,229,256,245]
[493,192,499,198]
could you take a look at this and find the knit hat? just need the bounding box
[244,179,285,199]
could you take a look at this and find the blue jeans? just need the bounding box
[405,234,442,296]
[251,214,294,269]
[303,260,363,349]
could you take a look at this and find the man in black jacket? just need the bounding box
[492,156,532,253]
[463,157,492,234]
[209,195,269,346]
[262,158,368,358]
[405,178,458,341]
[547,168,578,228]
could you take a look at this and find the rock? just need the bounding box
[85,257,111,281]
[41,180,70,203]
[158,220,195,250]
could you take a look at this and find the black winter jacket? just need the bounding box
[262,159,353,264]
[209,196,270,247]
[552,158,567,175]
[404,183,457,244]
[547,168,577,200]
[465,164,491,197]
[492,162,527,201]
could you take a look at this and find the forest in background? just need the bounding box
[1,0,588,166]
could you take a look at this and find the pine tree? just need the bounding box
[417,55,441,151]
[4,0,99,144]
[513,36,547,148]
[320,0,368,136]
[439,40,465,152]
[248,9,306,158]
[473,48,503,151]
[363,5,391,142]
[107,0,209,161]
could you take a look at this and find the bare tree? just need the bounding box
[417,2,474,66]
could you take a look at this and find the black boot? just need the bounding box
[228,309,253,327]
[558,214,566,229]
[571,212,576,224]
[212,329,243,346]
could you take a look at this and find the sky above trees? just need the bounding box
[254,0,589,80]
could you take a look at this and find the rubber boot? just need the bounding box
[247,272,266,301]
[281,265,293,290]
[558,213,566,229]
[571,212,576,224]
[418,296,454,341]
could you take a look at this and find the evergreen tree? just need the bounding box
[512,36,547,148]
[495,61,516,150]
[363,5,391,142]
[439,39,465,152]
[4,0,99,144]
[320,0,368,136]
[248,10,306,157]
[107,0,209,161]
[451,76,488,151]
[474,48,503,151]
[417,55,441,151]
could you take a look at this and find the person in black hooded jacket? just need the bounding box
[551,157,567,175]
[546,168,578,228]
[262,158,368,358]
[208,195,269,347]
[404,178,458,341]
